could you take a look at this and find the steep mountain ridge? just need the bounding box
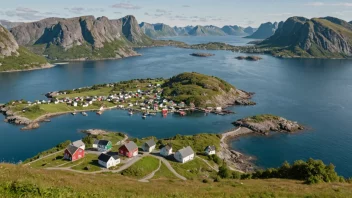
[246,22,281,39]
[188,25,227,36]
[10,15,152,60]
[0,25,19,57]
[139,22,177,38]
[221,25,247,36]
[260,16,352,58]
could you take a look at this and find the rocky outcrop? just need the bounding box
[235,56,262,61]
[213,89,256,107]
[189,52,214,57]
[244,27,257,35]
[0,25,19,57]
[233,114,304,135]
[140,22,177,38]
[173,26,193,36]
[246,22,281,39]
[260,16,352,58]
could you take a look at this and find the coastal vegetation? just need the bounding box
[121,156,160,178]
[235,56,262,61]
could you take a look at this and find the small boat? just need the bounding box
[179,111,186,116]
[81,112,88,116]
[128,111,133,115]
[96,111,103,115]
[142,113,147,119]
[71,112,76,115]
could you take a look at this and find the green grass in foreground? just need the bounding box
[1,164,352,197]
[29,152,66,168]
[0,47,48,72]
[170,158,217,180]
[121,156,160,178]
[152,162,179,180]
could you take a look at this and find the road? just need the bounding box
[24,149,64,166]
[149,154,187,181]
[138,159,162,182]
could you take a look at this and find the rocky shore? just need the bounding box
[235,56,262,61]
[219,114,305,173]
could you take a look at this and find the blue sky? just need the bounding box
[1,0,351,27]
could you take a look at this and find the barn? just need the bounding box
[64,145,85,161]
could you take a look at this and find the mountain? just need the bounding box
[260,16,352,58]
[0,20,23,29]
[246,22,281,39]
[221,25,247,36]
[139,22,177,38]
[0,25,48,72]
[173,26,193,36]
[188,25,227,36]
[10,15,152,61]
[244,26,257,35]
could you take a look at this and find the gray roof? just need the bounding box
[93,139,99,144]
[162,144,172,151]
[144,139,156,147]
[71,140,85,147]
[177,146,194,158]
[205,145,216,151]
[98,140,110,146]
[124,141,138,152]
[66,145,80,155]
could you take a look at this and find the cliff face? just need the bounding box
[188,25,227,36]
[261,16,352,58]
[246,22,280,39]
[9,15,151,60]
[0,20,23,29]
[244,27,257,35]
[173,26,193,36]
[0,25,19,57]
[140,22,177,38]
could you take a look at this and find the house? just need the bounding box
[216,107,222,112]
[142,139,156,152]
[93,140,112,152]
[174,146,194,163]
[63,145,85,161]
[72,102,77,107]
[160,144,172,157]
[119,141,138,158]
[82,103,89,107]
[98,153,120,168]
[71,140,86,150]
[204,145,216,155]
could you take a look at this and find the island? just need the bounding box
[190,52,215,57]
[0,72,255,129]
[235,56,262,61]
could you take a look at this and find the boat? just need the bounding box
[71,112,76,115]
[179,111,186,116]
[142,113,147,119]
[96,111,103,115]
[81,112,88,116]
[128,111,133,115]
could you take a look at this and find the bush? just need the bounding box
[202,179,209,183]
[214,176,221,182]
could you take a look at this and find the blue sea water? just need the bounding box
[1,37,352,177]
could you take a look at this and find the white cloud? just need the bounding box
[305,2,352,6]
[267,13,292,16]
[111,3,141,10]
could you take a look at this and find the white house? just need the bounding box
[204,145,216,156]
[71,140,86,150]
[174,146,195,163]
[142,139,156,152]
[160,144,172,156]
[82,103,89,107]
[98,153,120,168]
[73,102,77,107]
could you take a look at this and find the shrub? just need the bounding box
[214,176,221,182]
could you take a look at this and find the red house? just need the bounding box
[64,145,85,161]
[119,141,138,158]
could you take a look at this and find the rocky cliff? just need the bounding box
[260,16,352,58]
[0,25,19,57]
[10,15,152,60]
[246,22,280,39]
[140,22,177,38]
[173,26,193,36]
[244,27,257,35]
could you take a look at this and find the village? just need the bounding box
[24,131,221,182]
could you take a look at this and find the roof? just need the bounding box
[71,140,85,147]
[66,145,80,155]
[123,141,138,152]
[144,139,156,147]
[98,153,113,162]
[205,145,216,151]
[177,146,194,158]
[98,140,111,146]
[162,144,172,151]
[93,139,99,144]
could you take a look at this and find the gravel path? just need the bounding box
[149,155,187,181]
[196,156,219,172]
[24,149,64,166]
[138,159,162,182]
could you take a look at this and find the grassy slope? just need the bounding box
[121,156,159,178]
[0,47,48,72]
[162,72,235,107]
[1,164,351,197]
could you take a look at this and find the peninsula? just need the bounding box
[0,72,255,129]
[190,52,215,57]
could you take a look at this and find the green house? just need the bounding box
[93,140,112,152]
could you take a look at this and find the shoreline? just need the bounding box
[219,127,256,173]
[0,63,55,73]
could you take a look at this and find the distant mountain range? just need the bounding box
[245,22,283,39]
[139,22,257,38]
[259,16,352,58]
[0,20,23,29]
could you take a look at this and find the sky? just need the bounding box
[0,0,351,27]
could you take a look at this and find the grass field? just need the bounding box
[1,163,351,197]
[152,162,179,180]
[170,158,217,180]
[29,152,66,168]
[121,156,160,179]
[71,154,102,172]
